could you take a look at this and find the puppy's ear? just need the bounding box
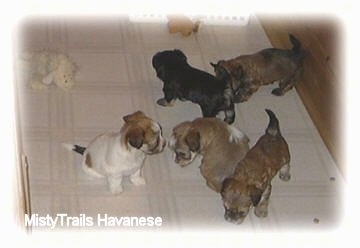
[173,49,187,61]
[221,177,234,196]
[123,111,145,124]
[185,129,200,152]
[126,127,145,149]
[156,65,166,79]
[213,64,231,81]
[172,121,192,137]
[210,62,217,68]
[249,186,263,207]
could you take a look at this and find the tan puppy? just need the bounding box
[221,109,290,224]
[63,111,166,194]
[169,118,249,192]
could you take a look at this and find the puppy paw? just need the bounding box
[130,176,146,186]
[224,116,235,124]
[279,172,291,181]
[233,95,243,103]
[109,184,124,194]
[271,88,284,96]
[157,98,173,106]
[233,94,249,103]
[254,206,268,218]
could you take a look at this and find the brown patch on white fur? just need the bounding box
[120,111,165,153]
[64,111,166,194]
[85,153,92,168]
[171,118,249,192]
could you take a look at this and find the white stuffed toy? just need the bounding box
[22,51,78,91]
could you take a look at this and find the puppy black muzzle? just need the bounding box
[146,137,166,155]
[175,151,192,167]
[224,208,247,224]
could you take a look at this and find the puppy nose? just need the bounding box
[224,209,246,224]
[225,209,237,219]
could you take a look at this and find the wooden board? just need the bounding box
[257,15,344,175]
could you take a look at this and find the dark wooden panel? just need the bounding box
[257,15,344,175]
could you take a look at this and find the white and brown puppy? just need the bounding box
[169,118,249,192]
[63,111,166,194]
[221,109,290,224]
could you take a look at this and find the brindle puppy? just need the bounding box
[211,34,305,103]
[221,109,290,224]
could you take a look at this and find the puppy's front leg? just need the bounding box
[279,163,291,181]
[224,102,235,124]
[157,85,176,106]
[200,104,216,118]
[157,98,176,107]
[107,174,124,194]
[234,80,259,102]
[130,168,146,186]
[254,184,272,218]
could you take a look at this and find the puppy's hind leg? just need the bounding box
[81,153,105,178]
[279,163,291,181]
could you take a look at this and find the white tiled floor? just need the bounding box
[15,15,344,231]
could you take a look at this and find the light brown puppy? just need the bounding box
[169,118,249,192]
[221,109,290,224]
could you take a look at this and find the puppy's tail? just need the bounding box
[62,143,86,155]
[289,34,306,60]
[265,109,281,136]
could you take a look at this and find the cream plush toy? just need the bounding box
[167,14,200,37]
[23,51,78,91]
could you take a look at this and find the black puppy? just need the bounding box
[152,49,235,124]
